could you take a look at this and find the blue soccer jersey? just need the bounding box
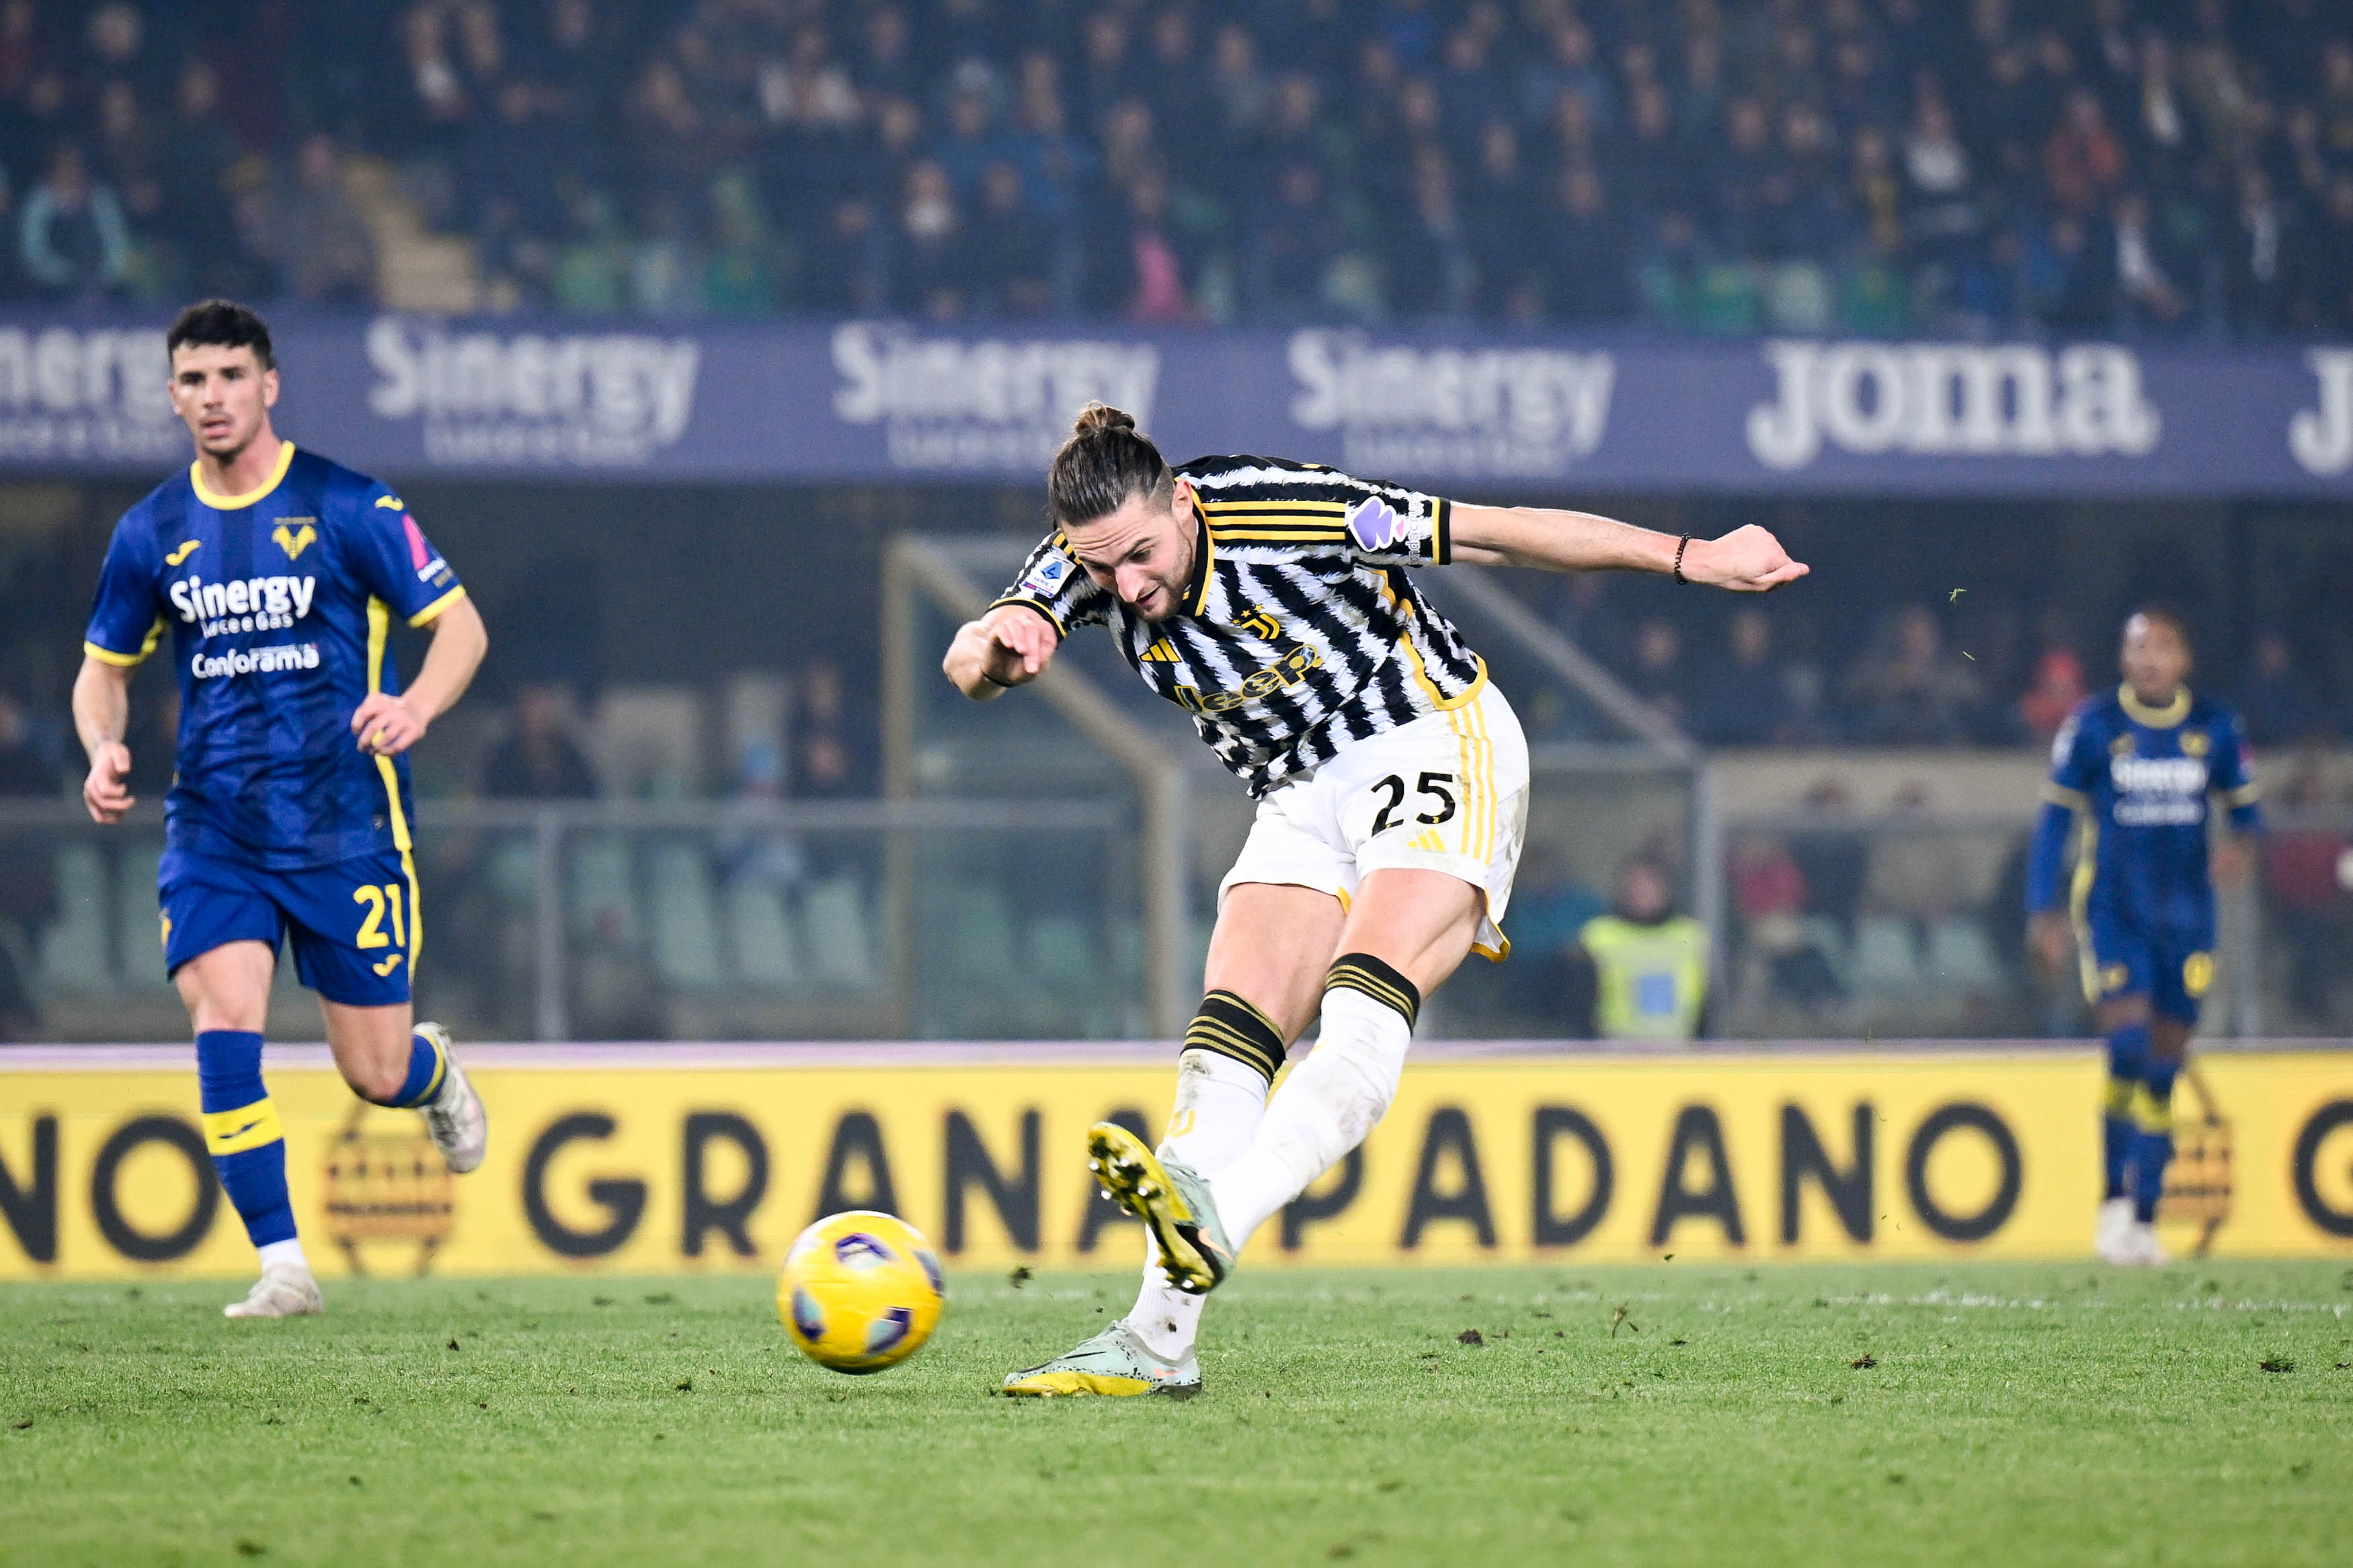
[83,441,465,871]
[2026,684,2260,1014]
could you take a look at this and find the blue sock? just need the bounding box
[195,1030,296,1249]
[368,1029,448,1109]
[2102,1022,2149,1202]
[2130,1053,2180,1225]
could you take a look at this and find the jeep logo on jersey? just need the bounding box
[830,322,1160,473]
[1745,341,2162,470]
[366,317,700,467]
[0,325,181,463]
[1287,331,1615,481]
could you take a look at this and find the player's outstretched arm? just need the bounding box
[1448,505,1808,591]
[351,595,489,757]
[72,655,136,823]
[943,604,1058,701]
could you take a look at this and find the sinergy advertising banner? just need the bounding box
[3,1048,2350,1280]
[3,310,2350,496]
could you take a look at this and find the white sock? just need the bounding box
[257,1238,309,1272]
[1208,984,1414,1253]
[1127,1048,1269,1362]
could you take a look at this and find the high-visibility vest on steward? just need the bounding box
[1580,913,1708,1040]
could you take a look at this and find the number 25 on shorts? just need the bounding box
[354,881,408,975]
[1369,771,1456,835]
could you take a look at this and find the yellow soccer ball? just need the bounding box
[777,1210,945,1374]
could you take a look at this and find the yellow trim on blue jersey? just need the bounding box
[190,440,296,510]
[2223,781,2262,807]
[2068,811,2101,1004]
[401,846,423,981]
[366,597,415,854]
[2041,782,2088,809]
[987,596,1068,639]
[83,614,163,667]
[2117,682,2190,729]
[407,584,468,628]
[202,1097,284,1155]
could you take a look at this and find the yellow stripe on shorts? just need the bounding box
[202,1097,284,1155]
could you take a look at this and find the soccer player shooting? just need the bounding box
[73,301,491,1318]
[947,405,1804,1397]
[2027,610,2259,1268]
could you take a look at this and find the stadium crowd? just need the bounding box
[0,0,2346,332]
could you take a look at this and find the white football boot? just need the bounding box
[223,1263,323,1319]
[2093,1196,2136,1264]
[2123,1221,2169,1267]
[417,1024,489,1174]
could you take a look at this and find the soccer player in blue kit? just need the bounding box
[2028,609,2259,1268]
[73,301,491,1317]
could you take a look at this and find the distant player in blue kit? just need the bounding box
[2027,610,2259,1268]
[72,301,491,1317]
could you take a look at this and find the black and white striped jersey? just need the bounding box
[990,454,1488,798]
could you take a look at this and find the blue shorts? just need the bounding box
[159,847,419,1007]
[2081,912,2212,1023]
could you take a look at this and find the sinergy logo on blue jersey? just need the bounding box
[167,573,317,637]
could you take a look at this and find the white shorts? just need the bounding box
[1218,682,1530,960]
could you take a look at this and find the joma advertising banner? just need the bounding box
[3,1049,2350,1280]
[2,309,2349,496]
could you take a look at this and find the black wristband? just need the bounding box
[1671,534,1691,585]
[981,671,1016,689]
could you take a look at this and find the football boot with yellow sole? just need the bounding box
[1085,1122,1233,1296]
[1000,1319,1201,1399]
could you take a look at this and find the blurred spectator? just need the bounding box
[2045,87,2127,218]
[2018,644,2089,749]
[0,692,50,1038]
[2110,191,2187,330]
[1091,168,1193,321]
[1841,605,1983,745]
[17,142,128,299]
[1625,616,1690,727]
[1386,147,1472,319]
[969,159,1051,316]
[1539,163,1629,322]
[0,1,2342,334]
[2237,630,2315,746]
[482,686,599,800]
[893,159,964,319]
[273,134,376,304]
[1691,608,1792,747]
[1497,844,1605,1031]
[793,657,868,798]
[2262,757,2351,1026]
[1247,159,1351,319]
[1576,858,1708,1042]
[1730,833,1842,1009]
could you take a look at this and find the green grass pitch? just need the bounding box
[3,1262,2349,1567]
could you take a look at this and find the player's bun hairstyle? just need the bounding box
[167,299,275,372]
[1049,402,1172,528]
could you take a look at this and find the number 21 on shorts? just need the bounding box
[354,880,407,975]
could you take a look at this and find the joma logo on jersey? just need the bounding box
[1172,645,1323,714]
[168,573,318,635]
